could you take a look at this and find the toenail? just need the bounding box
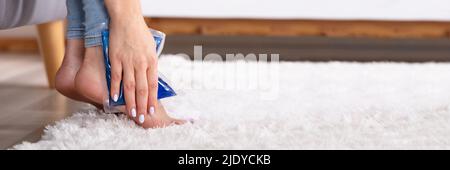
[113,94,119,102]
[139,114,145,124]
[131,108,137,118]
[149,106,155,115]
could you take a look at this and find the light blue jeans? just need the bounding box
[66,0,109,47]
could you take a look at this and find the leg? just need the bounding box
[55,0,84,97]
[36,20,65,88]
[55,0,101,106]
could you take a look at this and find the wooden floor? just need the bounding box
[0,53,89,149]
[3,35,450,62]
[164,35,450,62]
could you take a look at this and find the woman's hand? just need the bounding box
[105,0,157,125]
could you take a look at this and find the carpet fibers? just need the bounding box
[13,55,450,149]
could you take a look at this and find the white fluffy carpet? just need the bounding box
[13,55,450,150]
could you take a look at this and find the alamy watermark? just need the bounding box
[163,45,280,100]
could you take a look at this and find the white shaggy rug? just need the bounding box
[13,55,450,150]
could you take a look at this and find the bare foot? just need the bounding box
[75,47,186,128]
[55,39,85,101]
[55,39,101,108]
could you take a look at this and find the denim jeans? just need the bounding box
[66,0,109,47]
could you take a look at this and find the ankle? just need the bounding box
[84,46,101,59]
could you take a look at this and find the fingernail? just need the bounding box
[113,94,119,102]
[139,114,145,124]
[149,106,155,115]
[131,108,137,118]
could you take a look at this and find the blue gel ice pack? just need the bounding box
[101,30,176,107]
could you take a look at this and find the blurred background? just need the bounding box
[1,0,450,148]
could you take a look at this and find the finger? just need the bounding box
[122,65,137,121]
[147,58,158,116]
[110,59,122,103]
[135,63,149,124]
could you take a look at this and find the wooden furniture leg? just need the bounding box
[36,20,65,88]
